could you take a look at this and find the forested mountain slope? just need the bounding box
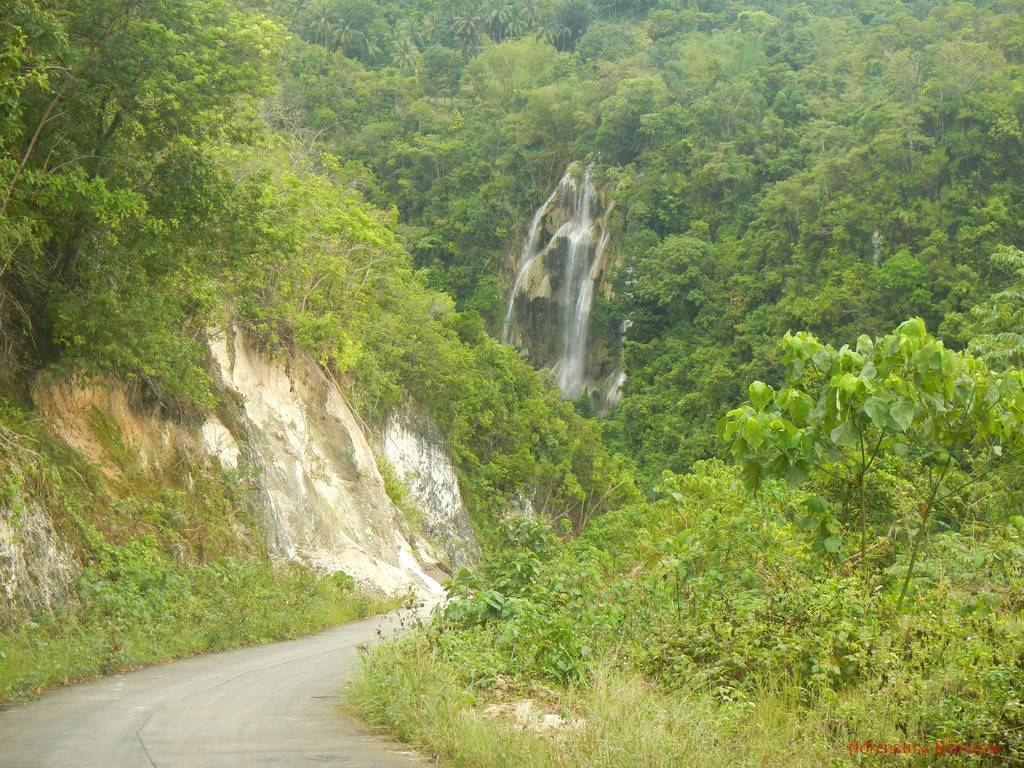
[261,0,1024,481]
[1,0,634,532]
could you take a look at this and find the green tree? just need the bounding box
[595,74,667,164]
[1,0,281,401]
[720,318,1024,606]
[969,245,1024,371]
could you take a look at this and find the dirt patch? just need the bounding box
[480,681,583,734]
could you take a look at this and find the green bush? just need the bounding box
[420,462,1024,756]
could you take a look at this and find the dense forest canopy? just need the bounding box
[5,0,1023,487]
[221,0,1024,484]
[0,0,637,540]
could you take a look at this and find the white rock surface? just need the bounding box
[0,497,79,619]
[208,328,444,597]
[200,417,240,469]
[383,411,477,569]
[8,324,448,618]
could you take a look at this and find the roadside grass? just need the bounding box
[348,472,1023,766]
[346,631,1002,768]
[0,555,392,705]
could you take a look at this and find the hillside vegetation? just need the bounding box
[1,0,633,532]
[4,0,1024,764]
[351,465,1024,765]
[295,0,1024,764]
[260,0,1024,480]
[1,0,631,700]
[352,324,1024,765]
[0,398,388,703]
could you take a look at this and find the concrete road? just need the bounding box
[0,609,426,767]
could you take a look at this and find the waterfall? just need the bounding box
[602,319,631,410]
[501,182,562,345]
[502,165,608,400]
[556,185,607,399]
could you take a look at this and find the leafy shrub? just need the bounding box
[426,462,1024,753]
[720,319,1024,605]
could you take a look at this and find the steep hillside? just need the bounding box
[1,0,636,700]
[1,321,473,700]
[263,0,1024,482]
[1,377,383,701]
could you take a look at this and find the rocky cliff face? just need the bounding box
[3,324,478,617]
[381,409,478,570]
[0,497,79,621]
[207,326,448,597]
[502,163,624,414]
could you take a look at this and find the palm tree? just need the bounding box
[506,16,529,38]
[333,21,358,52]
[539,18,569,46]
[485,0,513,40]
[452,11,483,49]
[361,37,383,63]
[390,31,420,71]
[305,1,335,47]
[418,15,437,45]
[519,0,544,30]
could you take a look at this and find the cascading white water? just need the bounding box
[556,183,608,398]
[502,165,608,400]
[501,181,565,345]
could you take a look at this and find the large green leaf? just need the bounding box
[829,419,858,449]
[863,396,890,429]
[890,398,915,432]
[749,380,775,410]
[787,391,814,424]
